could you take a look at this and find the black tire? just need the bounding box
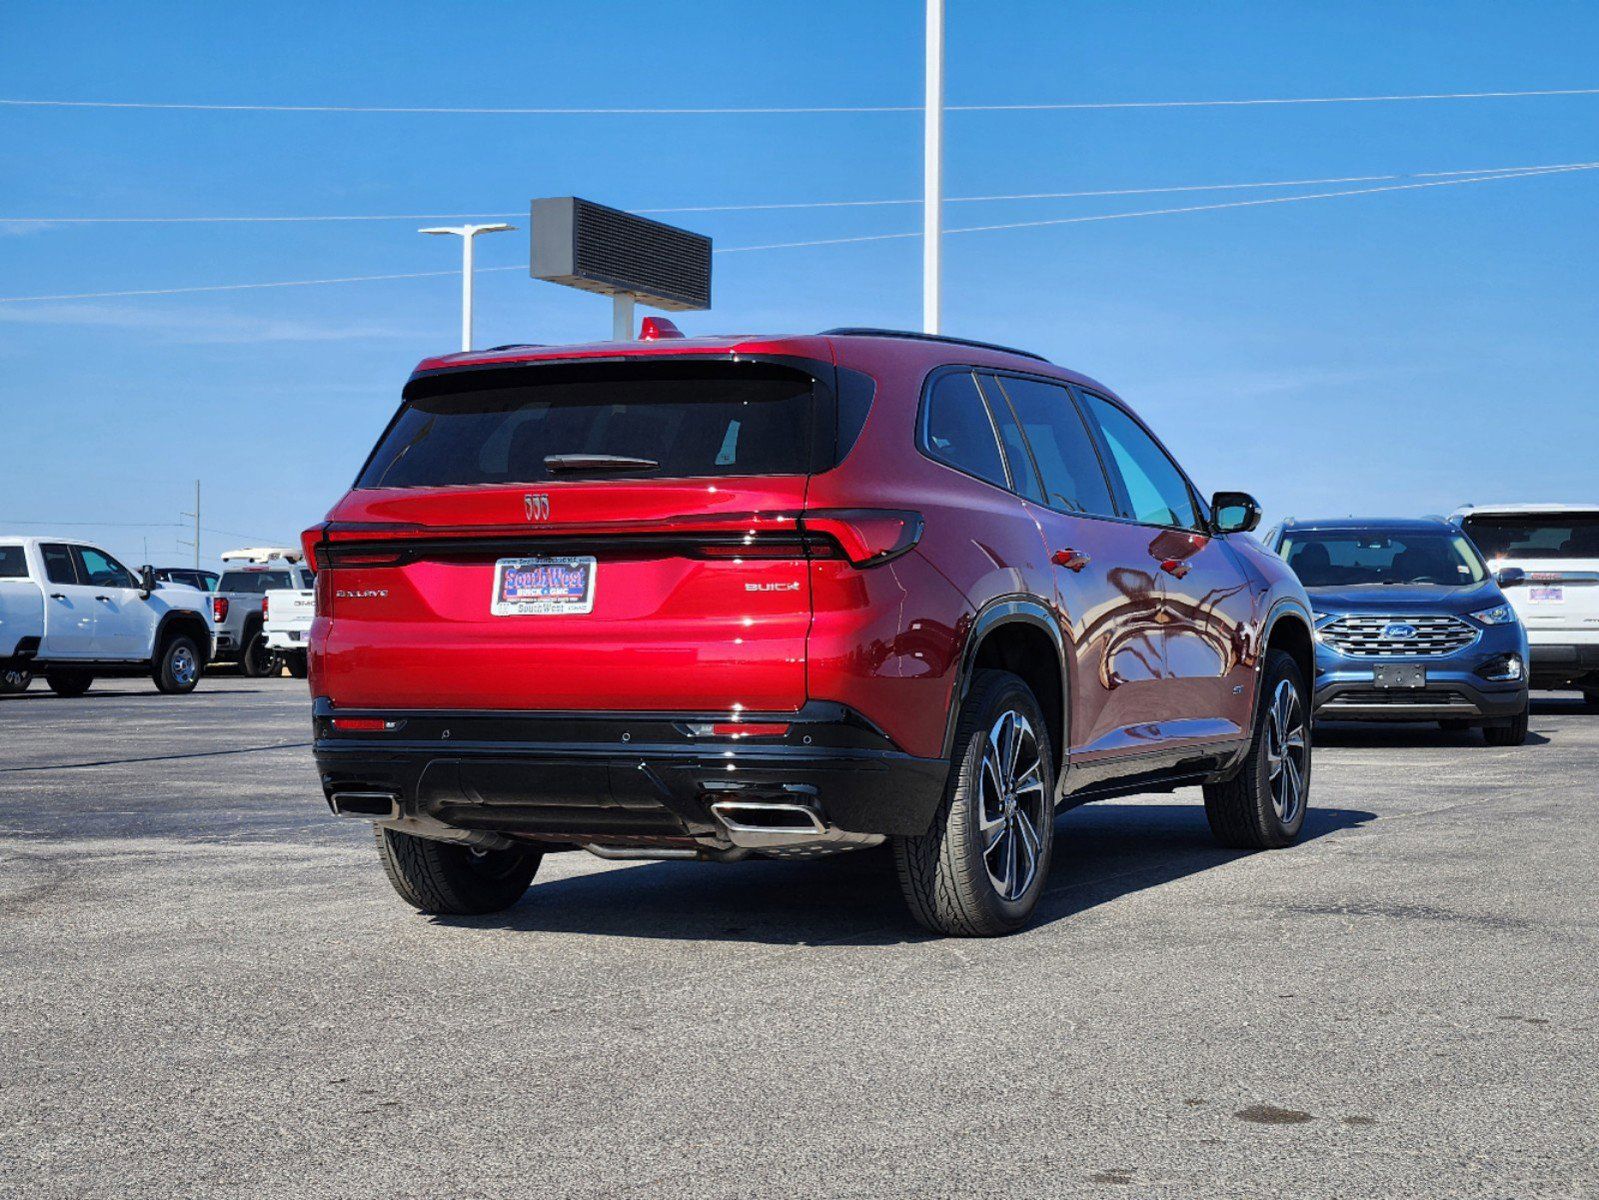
[893,669,1056,937]
[240,627,273,677]
[284,650,309,679]
[0,669,31,695]
[45,670,93,698]
[375,827,542,915]
[1204,649,1311,849]
[1581,688,1599,712]
[1483,704,1529,746]
[153,635,204,695]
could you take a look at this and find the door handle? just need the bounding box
[1051,548,1091,572]
[95,595,111,602]
[1159,558,1191,579]
[50,592,67,601]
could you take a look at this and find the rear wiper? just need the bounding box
[543,454,660,473]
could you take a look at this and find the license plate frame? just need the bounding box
[1373,663,1427,689]
[491,555,596,616]
[1528,585,1564,603]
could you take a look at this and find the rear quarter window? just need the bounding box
[0,546,26,578]
[359,360,821,489]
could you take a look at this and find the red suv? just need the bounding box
[304,327,1315,936]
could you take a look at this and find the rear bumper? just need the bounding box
[1526,641,1599,688]
[310,699,949,847]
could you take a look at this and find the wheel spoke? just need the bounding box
[1013,759,1044,795]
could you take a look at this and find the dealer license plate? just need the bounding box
[491,556,596,616]
[1528,586,1564,603]
[1373,663,1427,689]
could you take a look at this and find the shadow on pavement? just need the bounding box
[436,801,1376,947]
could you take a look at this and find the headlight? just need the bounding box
[1470,603,1517,626]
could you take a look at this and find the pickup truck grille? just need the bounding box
[1321,614,1479,657]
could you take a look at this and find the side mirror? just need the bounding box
[1210,491,1262,535]
[138,564,156,597]
[1496,566,1527,589]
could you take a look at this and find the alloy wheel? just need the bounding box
[978,709,1047,901]
[1264,679,1308,824]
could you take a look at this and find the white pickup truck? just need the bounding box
[263,580,314,678]
[0,536,214,696]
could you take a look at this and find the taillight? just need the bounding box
[212,596,229,622]
[800,510,923,568]
[262,594,270,618]
[300,523,329,569]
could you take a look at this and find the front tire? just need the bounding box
[894,669,1056,937]
[1204,650,1310,849]
[45,670,94,698]
[375,827,542,915]
[0,668,31,695]
[1483,704,1529,746]
[154,635,204,694]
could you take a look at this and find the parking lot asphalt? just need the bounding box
[1,678,1595,1199]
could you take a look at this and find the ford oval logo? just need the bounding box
[1381,622,1418,640]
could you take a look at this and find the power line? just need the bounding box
[9,160,1595,225]
[2,86,1598,115]
[2,161,1592,303]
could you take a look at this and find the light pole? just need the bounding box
[419,223,516,351]
[924,0,944,335]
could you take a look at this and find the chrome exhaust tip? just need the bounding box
[328,790,400,820]
[707,800,828,837]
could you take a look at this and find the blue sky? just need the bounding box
[2,1,1596,570]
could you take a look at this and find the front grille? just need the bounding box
[1324,688,1477,709]
[1321,614,1479,657]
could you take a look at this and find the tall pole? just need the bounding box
[193,480,200,569]
[612,293,636,341]
[460,231,475,353]
[923,0,944,335]
[419,223,515,352]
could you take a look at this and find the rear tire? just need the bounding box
[1204,650,1310,849]
[1483,704,1529,746]
[154,635,204,694]
[893,669,1056,937]
[45,670,93,698]
[240,628,272,677]
[0,669,30,695]
[375,827,542,915]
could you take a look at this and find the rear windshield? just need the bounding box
[358,360,820,489]
[219,570,293,594]
[1460,514,1599,561]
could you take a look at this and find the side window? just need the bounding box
[990,376,1118,517]
[1081,392,1202,530]
[0,546,27,578]
[921,371,1009,490]
[74,546,136,589]
[41,544,79,585]
[976,376,1044,502]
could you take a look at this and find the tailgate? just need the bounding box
[313,480,815,711]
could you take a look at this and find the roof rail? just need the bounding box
[819,327,1049,363]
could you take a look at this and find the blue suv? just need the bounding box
[1267,518,1529,745]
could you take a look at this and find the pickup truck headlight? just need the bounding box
[1469,603,1516,626]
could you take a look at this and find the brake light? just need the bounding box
[262,594,270,618]
[212,596,229,622]
[300,523,329,569]
[800,509,923,567]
